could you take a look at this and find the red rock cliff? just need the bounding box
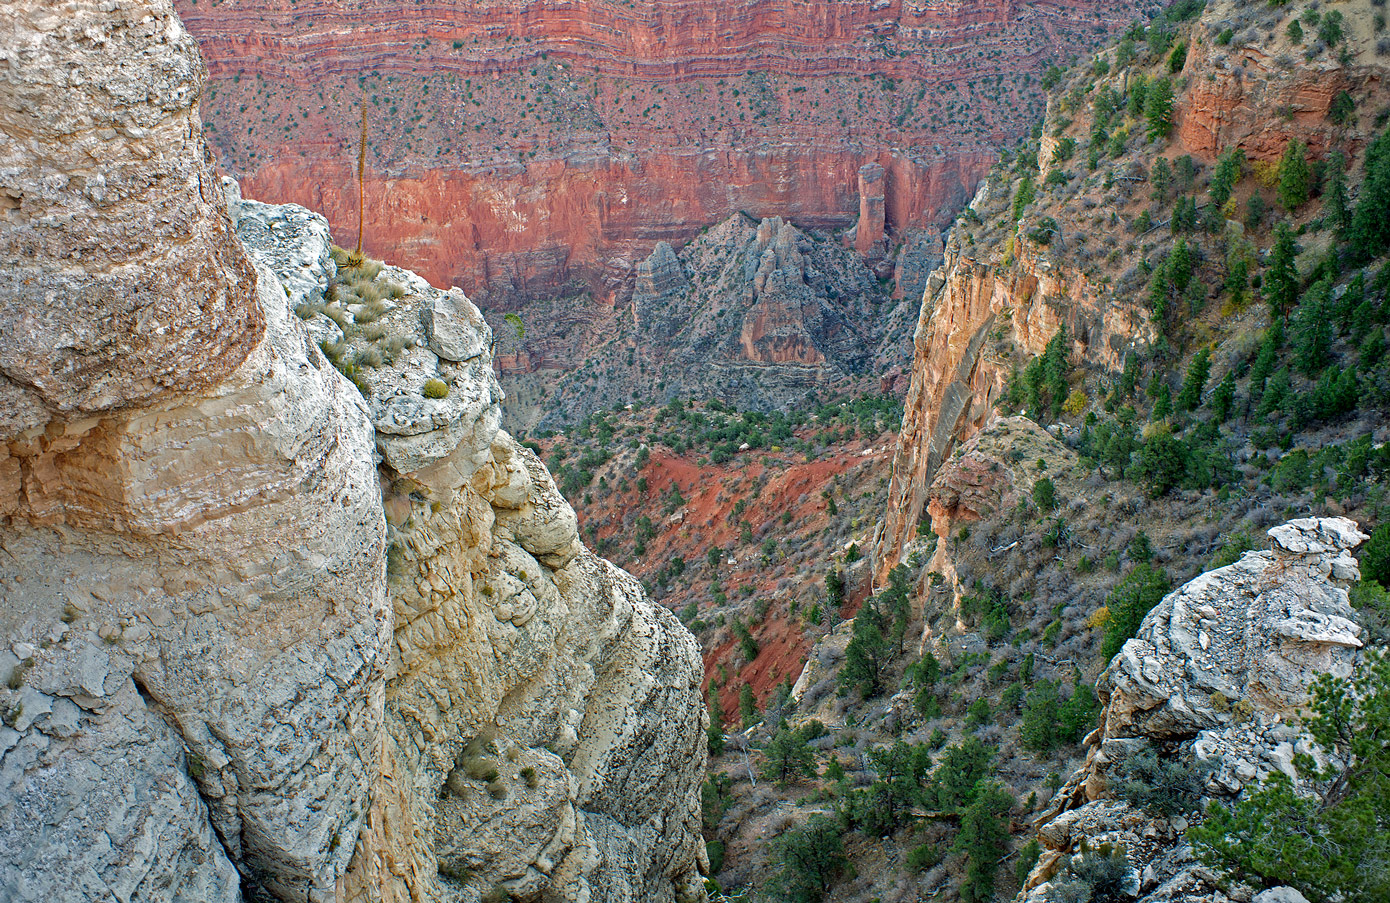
[174,0,1142,297]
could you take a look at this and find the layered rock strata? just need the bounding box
[172,0,1143,298]
[0,3,706,902]
[1020,518,1370,903]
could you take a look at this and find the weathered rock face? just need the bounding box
[0,4,706,902]
[527,212,915,427]
[0,0,264,436]
[173,0,1144,299]
[1174,0,1382,163]
[1,6,387,901]
[874,185,1153,582]
[1020,518,1370,903]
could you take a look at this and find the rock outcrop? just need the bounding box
[874,185,1154,582]
[1020,518,1370,903]
[526,212,912,426]
[0,3,706,902]
[854,162,888,259]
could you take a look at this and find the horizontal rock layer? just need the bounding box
[173,0,1143,297]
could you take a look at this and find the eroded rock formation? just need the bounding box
[874,184,1153,583]
[0,3,706,901]
[1020,518,1369,903]
[524,212,920,426]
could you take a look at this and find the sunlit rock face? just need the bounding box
[0,3,707,902]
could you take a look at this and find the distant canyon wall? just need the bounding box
[175,0,1143,299]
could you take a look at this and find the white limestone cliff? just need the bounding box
[0,3,707,902]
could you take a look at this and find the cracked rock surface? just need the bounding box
[1019,517,1369,903]
[0,3,707,902]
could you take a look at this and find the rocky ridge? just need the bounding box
[521,212,926,428]
[0,3,706,902]
[1021,517,1369,903]
[875,190,1155,581]
[875,0,1390,584]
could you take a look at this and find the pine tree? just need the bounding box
[1119,353,1140,397]
[761,722,816,786]
[1012,175,1036,221]
[839,598,890,697]
[1127,74,1149,118]
[1152,383,1173,420]
[954,782,1015,903]
[1295,280,1333,376]
[1277,139,1311,210]
[1351,130,1390,261]
[1101,564,1171,660]
[1020,680,1063,753]
[739,683,758,728]
[707,687,725,756]
[764,815,847,903]
[1267,223,1299,318]
[1169,238,1194,293]
[1177,347,1211,411]
[1210,148,1244,209]
[1209,371,1236,421]
[1150,156,1173,201]
[1144,77,1175,140]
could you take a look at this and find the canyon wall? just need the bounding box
[875,0,1390,584]
[173,0,1144,297]
[874,196,1154,582]
[0,3,706,902]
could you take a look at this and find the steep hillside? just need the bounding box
[878,0,1390,581]
[530,394,902,715]
[686,2,1390,902]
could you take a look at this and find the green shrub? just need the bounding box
[1100,564,1170,661]
[423,378,450,399]
[1361,524,1390,587]
[1115,745,1207,815]
[1048,846,1134,903]
[706,840,725,875]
